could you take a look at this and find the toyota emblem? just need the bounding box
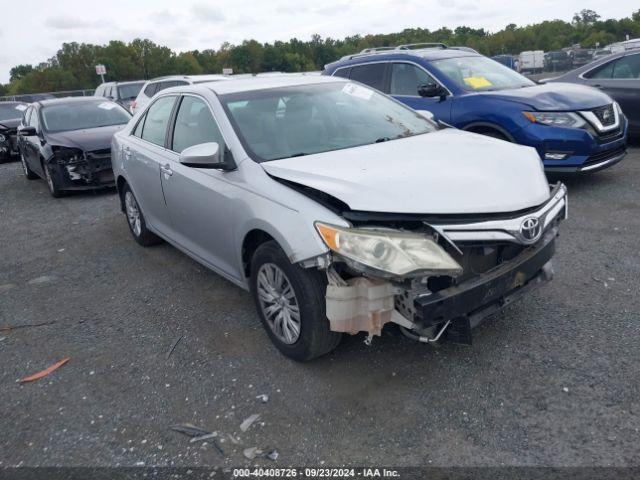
[520,217,542,243]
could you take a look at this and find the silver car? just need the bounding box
[112,75,567,361]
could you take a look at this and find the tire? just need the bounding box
[121,183,162,246]
[478,130,509,141]
[42,160,63,197]
[250,240,342,361]
[21,152,38,180]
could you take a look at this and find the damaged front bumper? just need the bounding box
[49,148,115,190]
[0,127,18,160]
[323,183,567,345]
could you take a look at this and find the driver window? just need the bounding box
[390,63,436,96]
[29,108,39,130]
[141,96,176,146]
[172,96,225,155]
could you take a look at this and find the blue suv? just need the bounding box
[323,44,628,173]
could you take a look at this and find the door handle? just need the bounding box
[160,164,173,176]
[124,146,131,159]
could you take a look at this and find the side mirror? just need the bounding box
[179,142,233,170]
[418,83,448,99]
[19,126,37,136]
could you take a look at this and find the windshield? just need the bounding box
[221,82,436,162]
[41,101,131,133]
[117,83,144,100]
[0,103,28,121]
[432,56,534,92]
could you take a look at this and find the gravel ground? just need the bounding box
[0,149,639,468]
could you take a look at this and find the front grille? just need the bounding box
[597,126,624,144]
[584,145,626,167]
[592,104,615,127]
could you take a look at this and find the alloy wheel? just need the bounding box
[256,263,301,344]
[124,191,142,237]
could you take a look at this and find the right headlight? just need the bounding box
[315,222,462,278]
[523,111,586,128]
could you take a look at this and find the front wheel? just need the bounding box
[42,161,63,197]
[250,241,341,361]
[21,153,38,179]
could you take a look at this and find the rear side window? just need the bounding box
[588,55,640,79]
[390,63,436,96]
[144,83,159,97]
[132,114,146,138]
[333,68,351,79]
[172,96,225,154]
[349,63,386,91]
[141,96,176,146]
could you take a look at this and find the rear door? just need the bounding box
[159,94,242,280]
[388,62,453,122]
[123,95,177,236]
[583,53,640,130]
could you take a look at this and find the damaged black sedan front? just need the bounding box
[0,101,28,162]
[16,97,131,197]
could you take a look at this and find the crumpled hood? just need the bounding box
[479,82,612,111]
[46,124,126,151]
[262,129,550,215]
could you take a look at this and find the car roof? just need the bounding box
[148,74,230,83]
[37,96,114,107]
[115,80,145,85]
[325,47,477,70]
[198,74,345,95]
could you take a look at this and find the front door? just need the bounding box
[160,95,241,281]
[389,62,453,122]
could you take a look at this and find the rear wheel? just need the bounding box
[122,183,162,246]
[42,161,63,197]
[21,152,38,180]
[250,241,341,361]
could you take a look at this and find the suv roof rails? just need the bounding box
[339,43,449,61]
[396,43,448,50]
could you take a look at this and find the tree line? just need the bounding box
[3,9,640,96]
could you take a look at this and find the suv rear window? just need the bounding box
[348,64,386,91]
[144,83,159,97]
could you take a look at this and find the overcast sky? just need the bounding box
[0,0,637,83]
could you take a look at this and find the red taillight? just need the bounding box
[130,101,137,112]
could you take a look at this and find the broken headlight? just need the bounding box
[315,223,462,278]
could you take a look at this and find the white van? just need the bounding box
[518,51,545,74]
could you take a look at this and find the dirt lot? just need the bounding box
[0,149,639,468]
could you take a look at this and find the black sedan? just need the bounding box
[17,97,131,197]
[543,50,640,139]
[0,101,28,162]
